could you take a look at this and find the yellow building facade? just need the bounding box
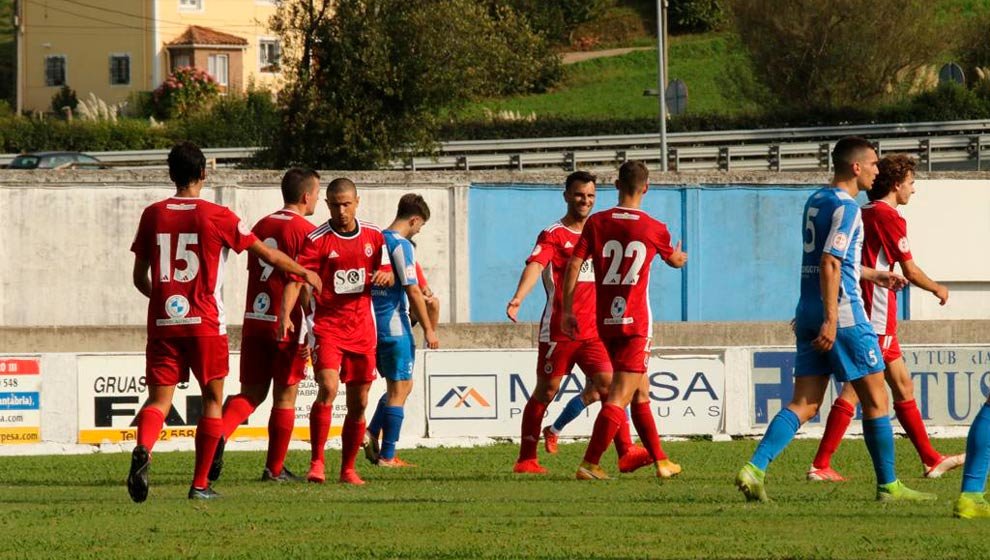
[15,0,280,113]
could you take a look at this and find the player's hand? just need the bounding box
[299,345,311,361]
[278,316,295,341]
[372,270,394,287]
[934,284,949,306]
[812,319,836,353]
[666,241,688,269]
[506,297,522,322]
[303,270,323,294]
[561,311,579,339]
[872,270,907,291]
[425,328,440,350]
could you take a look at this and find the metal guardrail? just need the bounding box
[3,119,990,172]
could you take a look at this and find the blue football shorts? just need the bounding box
[794,322,883,382]
[376,335,416,381]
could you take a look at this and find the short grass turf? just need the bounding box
[1,438,987,559]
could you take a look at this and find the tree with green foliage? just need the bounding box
[731,0,947,109]
[265,0,560,169]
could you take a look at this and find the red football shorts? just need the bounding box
[240,336,308,386]
[878,334,902,363]
[602,336,652,374]
[537,339,613,378]
[145,336,229,387]
[313,338,377,384]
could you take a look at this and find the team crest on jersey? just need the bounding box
[165,295,190,318]
[898,237,910,253]
[364,243,374,257]
[831,233,849,251]
[253,292,271,314]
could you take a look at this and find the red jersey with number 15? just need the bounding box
[295,220,390,353]
[860,200,913,336]
[130,197,258,339]
[242,209,316,341]
[572,206,675,339]
[526,222,598,342]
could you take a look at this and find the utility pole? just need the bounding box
[655,0,668,171]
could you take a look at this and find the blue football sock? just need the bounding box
[380,406,405,460]
[750,408,800,471]
[368,394,387,439]
[862,415,896,485]
[552,395,588,433]
[962,404,990,493]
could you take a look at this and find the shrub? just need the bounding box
[908,83,989,121]
[669,0,726,33]
[50,85,78,115]
[152,67,220,119]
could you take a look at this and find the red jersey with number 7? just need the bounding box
[130,197,258,339]
[242,209,316,341]
[526,222,598,342]
[572,206,675,339]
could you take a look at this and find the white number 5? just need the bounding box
[803,207,819,253]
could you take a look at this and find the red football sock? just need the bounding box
[192,416,222,489]
[136,406,165,451]
[340,416,364,474]
[266,407,295,476]
[518,398,548,462]
[613,413,634,457]
[309,403,332,464]
[221,395,257,439]
[812,397,855,470]
[894,399,941,467]
[630,401,667,461]
[583,404,625,465]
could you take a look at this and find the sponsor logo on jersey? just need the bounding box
[405,265,416,281]
[604,296,634,325]
[564,241,574,249]
[253,292,271,314]
[165,295,189,318]
[612,212,640,221]
[898,237,910,253]
[578,259,595,282]
[334,268,367,294]
[328,250,339,259]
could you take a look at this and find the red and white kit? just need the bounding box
[295,220,390,383]
[860,200,912,362]
[241,209,316,386]
[130,197,257,385]
[526,222,611,377]
[573,207,675,373]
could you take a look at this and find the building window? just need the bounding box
[45,55,66,87]
[109,54,130,85]
[207,54,229,86]
[259,39,280,73]
[179,0,202,10]
[171,53,191,72]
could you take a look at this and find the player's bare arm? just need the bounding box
[814,253,841,352]
[506,261,544,322]
[861,266,908,291]
[248,240,323,294]
[131,257,152,298]
[901,259,949,305]
[560,256,583,338]
[664,240,688,269]
[279,281,303,340]
[406,283,440,349]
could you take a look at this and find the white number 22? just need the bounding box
[602,240,647,285]
[156,233,200,283]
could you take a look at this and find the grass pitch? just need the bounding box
[2,438,988,559]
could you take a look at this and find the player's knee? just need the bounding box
[790,402,819,423]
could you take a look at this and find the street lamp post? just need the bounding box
[655,0,668,171]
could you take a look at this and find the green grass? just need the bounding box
[459,33,759,121]
[0,438,985,559]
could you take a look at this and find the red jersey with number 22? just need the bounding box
[295,220,390,353]
[526,222,598,342]
[242,209,316,341]
[130,197,258,339]
[573,206,675,339]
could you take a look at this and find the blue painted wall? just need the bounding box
[469,184,907,323]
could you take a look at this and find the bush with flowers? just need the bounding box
[152,67,220,119]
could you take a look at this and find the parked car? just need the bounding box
[7,152,103,170]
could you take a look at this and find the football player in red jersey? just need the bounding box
[208,168,322,485]
[280,178,393,486]
[809,154,962,482]
[128,143,321,502]
[563,161,687,481]
[506,171,651,474]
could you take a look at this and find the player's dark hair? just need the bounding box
[565,171,597,192]
[327,177,357,197]
[281,168,320,204]
[831,136,875,175]
[617,160,649,196]
[167,141,205,188]
[869,154,916,201]
[396,193,431,221]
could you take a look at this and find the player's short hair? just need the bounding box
[868,154,916,201]
[327,177,357,197]
[565,171,597,192]
[617,160,649,195]
[281,168,320,204]
[396,193,431,221]
[167,142,205,188]
[831,136,875,174]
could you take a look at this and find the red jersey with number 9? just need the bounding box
[242,209,316,341]
[572,206,675,339]
[131,197,258,339]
